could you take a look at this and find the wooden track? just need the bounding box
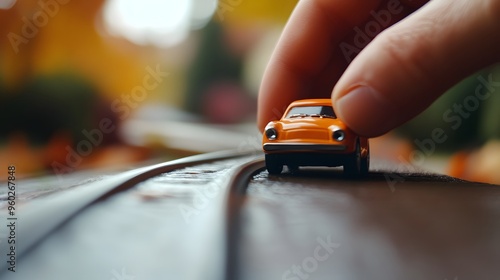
[1,151,499,280]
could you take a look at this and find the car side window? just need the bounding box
[320,106,336,118]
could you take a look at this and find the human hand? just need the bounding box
[257,0,500,137]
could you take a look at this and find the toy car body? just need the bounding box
[262,99,369,176]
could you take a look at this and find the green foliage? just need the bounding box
[0,73,102,146]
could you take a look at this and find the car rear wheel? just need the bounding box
[287,164,299,174]
[344,141,361,177]
[360,148,370,176]
[265,154,283,175]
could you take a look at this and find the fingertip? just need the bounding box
[332,0,500,137]
[333,85,397,137]
[400,0,428,9]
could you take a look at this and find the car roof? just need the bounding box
[288,99,333,107]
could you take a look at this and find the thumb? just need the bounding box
[332,0,500,137]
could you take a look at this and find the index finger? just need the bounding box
[257,0,421,131]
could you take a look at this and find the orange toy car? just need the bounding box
[262,99,369,176]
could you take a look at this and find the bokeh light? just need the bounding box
[102,0,217,47]
[0,0,16,10]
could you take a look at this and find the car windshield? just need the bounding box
[285,106,336,119]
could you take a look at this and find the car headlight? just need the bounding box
[333,130,345,141]
[265,128,278,140]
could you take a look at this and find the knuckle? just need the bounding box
[376,18,443,82]
[375,22,438,87]
[487,0,500,14]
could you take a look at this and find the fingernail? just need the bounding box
[335,86,393,137]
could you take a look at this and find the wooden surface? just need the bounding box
[1,153,499,280]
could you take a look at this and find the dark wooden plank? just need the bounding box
[1,154,499,280]
[240,164,500,280]
[0,153,253,279]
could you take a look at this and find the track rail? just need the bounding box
[224,159,267,280]
[1,150,265,275]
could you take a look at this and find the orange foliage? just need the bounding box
[0,0,153,100]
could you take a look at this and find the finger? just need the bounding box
[257,0,385,131]
[332,0,500,137]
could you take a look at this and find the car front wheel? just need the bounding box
[344,141,362,177]
[265,154,283,175]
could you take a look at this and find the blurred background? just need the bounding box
[0,0,297,179]
[0,0,499,184]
